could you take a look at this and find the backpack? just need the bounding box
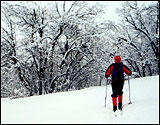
[112,62,124,81]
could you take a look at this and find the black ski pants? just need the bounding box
[111,80,124,97]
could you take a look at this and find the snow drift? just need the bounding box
[1,75,159,124]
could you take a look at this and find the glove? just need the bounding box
[105,74,109,78]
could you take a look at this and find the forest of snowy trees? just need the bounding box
[1,1,159,98]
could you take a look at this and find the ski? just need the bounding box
[113,110,122,117]
[118,103,131,116]
[106,103,129,117]
[112,111,118,117]
[113,105,124,117]
[120,110,123,116]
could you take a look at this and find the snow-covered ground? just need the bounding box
[1,75,159,124]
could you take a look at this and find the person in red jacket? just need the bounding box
[105,56,131,112]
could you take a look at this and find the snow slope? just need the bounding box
[1,75,159,124]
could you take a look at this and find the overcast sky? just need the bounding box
[86,1,155,23]
[1,1,156,23]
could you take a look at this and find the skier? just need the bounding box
[105,56,132,112]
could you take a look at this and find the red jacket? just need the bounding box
[105,56,131,79]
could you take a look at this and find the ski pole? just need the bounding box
[128,76,132,104]
[104,78,108,107]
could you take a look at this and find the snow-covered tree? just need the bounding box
[1,1,116,97]
[1,2,28,97]
[116,1,159,77]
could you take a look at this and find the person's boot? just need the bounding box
[113,106,117,112]
[118,103,122,110]
[112,97,117,112]
[118,95,122,110]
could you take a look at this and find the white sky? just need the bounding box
[1,1,156,23]
[87,1,155,23]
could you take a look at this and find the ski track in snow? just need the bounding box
[1,75,159,124]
